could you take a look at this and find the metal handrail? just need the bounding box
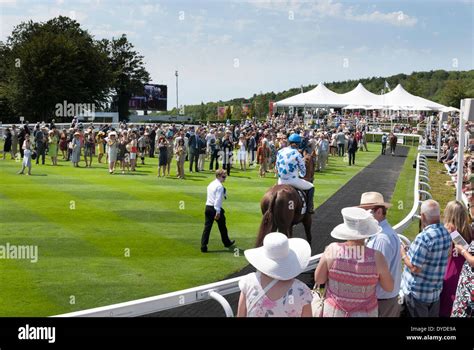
[419,189,433,200]
[419,182,432,191]
[54,153,426,318]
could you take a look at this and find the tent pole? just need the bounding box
[456,115,465,202]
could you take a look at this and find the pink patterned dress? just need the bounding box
[323,243,379,317]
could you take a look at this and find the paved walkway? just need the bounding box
[148,146,409,317]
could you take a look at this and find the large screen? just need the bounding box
[129,84,167,111]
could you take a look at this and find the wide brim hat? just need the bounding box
[73,132,81,136]
[244,232,311,281]
[358,192,392,209]
[331,207,382,241]
[109,131,117,137]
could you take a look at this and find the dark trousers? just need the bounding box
[149,142,155,157]
[222,163,231,176]
[338,143,345,156]
[189,151,199,172]
[381,142,387,155]
[36,144,45,164]
[209,151,219,170]
[404,293,440,317]
[390,143,396,154]
[201,206,232,248]
[348,151,356,165]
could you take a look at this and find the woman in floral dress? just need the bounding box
[451,241,474,317]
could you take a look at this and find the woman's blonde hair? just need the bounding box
[443,200,472,243]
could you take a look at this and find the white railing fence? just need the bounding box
[54,151,430,318]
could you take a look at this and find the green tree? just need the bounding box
[224,106,232,120]
[231,104,243,120]
[440,80,468,108]
[100,35,150,121]
[3,16,111,121]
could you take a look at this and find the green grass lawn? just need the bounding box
[386,149,457,242]
[0,144,382,316]
[386,146,419,240]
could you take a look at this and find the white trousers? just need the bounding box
[278,177,314,190]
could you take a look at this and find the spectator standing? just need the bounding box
[439,201,473,317]
[381,133,388,155]
[175,138,186,179]
[389,132,397,156]
[400,200,451,317]
[347,133,358,166]
[221,132,233,176]
[70,132,81,167]
[314,207,394,317]
[11,125,19,158]
[157,136,168,177]
[451,240,474,317]
[237,232,312,317]
[3,128,12,160]
[129,133,138,172]
[256,139,270,177]
[48,130,58,166]
[18,137,32,175]
[209,138,220,171]
[34,126,46,165]
[106,132,118,174]
[238,134,248,171]
[188,128,200,173]
[360,192,402,317]
[336,129,346,157]
[83,130,94,168]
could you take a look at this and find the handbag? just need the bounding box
[311,284,326,317]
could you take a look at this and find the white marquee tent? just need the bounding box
[274,82,446,111]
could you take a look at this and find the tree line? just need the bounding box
[0,16,150,123]
[177,69,473,121]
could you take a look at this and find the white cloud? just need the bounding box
[346,10,417,27]
[246,0,417,27]
[139,4,166,17]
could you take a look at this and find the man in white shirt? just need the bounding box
[201,169,235,253]
[360,192,402,317]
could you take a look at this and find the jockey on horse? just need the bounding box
[276,133,315,214]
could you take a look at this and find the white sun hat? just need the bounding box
[244,232,311,281]
[330,207,382,241]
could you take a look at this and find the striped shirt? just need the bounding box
[401,223,451,303]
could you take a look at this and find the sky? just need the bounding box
[1,0,473,109]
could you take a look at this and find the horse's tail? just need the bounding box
[256,190,278,247]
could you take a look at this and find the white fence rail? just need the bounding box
[54,152,430,318]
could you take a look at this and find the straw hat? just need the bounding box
[244,232,311,281]
[331,207,382,241]
[358,192,392,209]
[73,132,80,136]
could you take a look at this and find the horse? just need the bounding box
[255,153,314,247]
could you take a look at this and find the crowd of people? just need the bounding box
[237,195,473,318]
[2,113,379,177]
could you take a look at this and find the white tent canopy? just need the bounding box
[342,104,367,110]
[274,82,446,111]
[275,83,346,107]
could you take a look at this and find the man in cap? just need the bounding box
[359,192,402,317]
[276,133,315,214]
